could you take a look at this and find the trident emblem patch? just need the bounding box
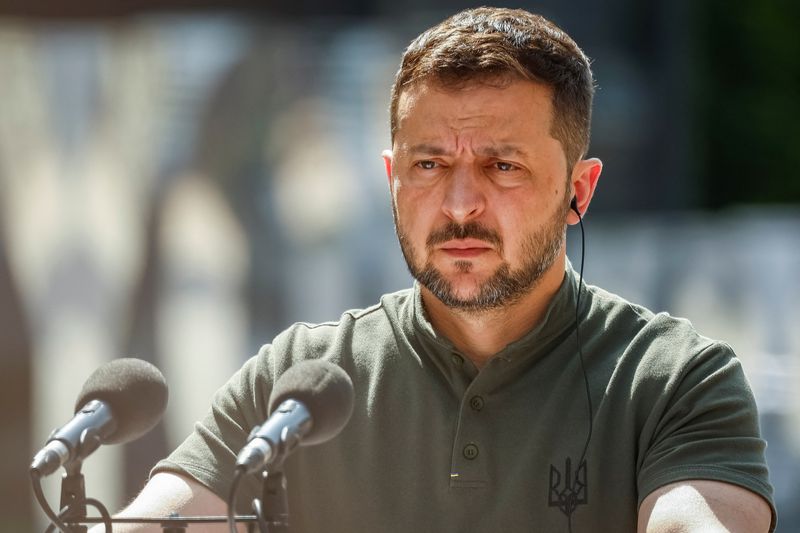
[548,457,588,515]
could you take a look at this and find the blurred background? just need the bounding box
[0,0,798,530]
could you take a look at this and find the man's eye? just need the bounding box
[416,160,437,170]
[495,161,517,171]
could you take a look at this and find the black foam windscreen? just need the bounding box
[75,358,169,445]
[268,360,354,446]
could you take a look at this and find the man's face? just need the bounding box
[384,78,572,311]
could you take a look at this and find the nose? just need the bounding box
[441,164,486,224]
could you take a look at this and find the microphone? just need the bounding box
[30,358,169,477]
[235,359,354,474]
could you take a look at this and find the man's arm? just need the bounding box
[90,472,239,532]
[638,479,772,533]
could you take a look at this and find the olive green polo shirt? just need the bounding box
[155,265,776,531]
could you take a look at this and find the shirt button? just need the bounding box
[451,354,463,366]
[463,443,479,460]
[469,395,485,411]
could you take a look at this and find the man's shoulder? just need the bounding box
[268,287,414,355]
[585,283,656,322]
[584,282,732,363]
[292,287,412,329]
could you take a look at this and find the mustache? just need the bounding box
[426,222,503,249]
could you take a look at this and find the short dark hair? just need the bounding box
[390,7,595,168]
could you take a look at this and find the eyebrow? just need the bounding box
[406,143,529,158]
[407,143,448,156]
[479,145,529,158]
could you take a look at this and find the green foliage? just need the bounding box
[693,0,800,206]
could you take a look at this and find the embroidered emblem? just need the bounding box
[548,457,588,516]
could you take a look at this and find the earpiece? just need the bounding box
[570,196,580,216]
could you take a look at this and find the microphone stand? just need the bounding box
[40,455,289,532]
[36,456,274,532]
[60,460,88,533]
[40,460,264,532]
[253,469,289,533]
[40,465,283,533]
[60,515,262,531]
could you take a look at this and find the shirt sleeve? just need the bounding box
[151,345,275,511]
[636,341,777,531]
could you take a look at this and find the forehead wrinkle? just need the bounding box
[450,112,492,124]
[404,141,529,160]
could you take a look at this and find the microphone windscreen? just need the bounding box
[75,358,169,445]
[269,360,354,446]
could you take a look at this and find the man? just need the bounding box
[109,7,775,532]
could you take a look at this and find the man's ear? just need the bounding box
[382,149,393,181]
[567,157,602,225]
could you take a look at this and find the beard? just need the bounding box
[394,199,568,312]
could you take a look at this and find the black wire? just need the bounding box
[84,498,113,533]
[228,466,246,533]
[567,209,593,533]
[250,499,270,533]
[574,211,593,471]
[44,514,62,533]
[30,469,71,533]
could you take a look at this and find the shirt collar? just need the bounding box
[410,259,582,365]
